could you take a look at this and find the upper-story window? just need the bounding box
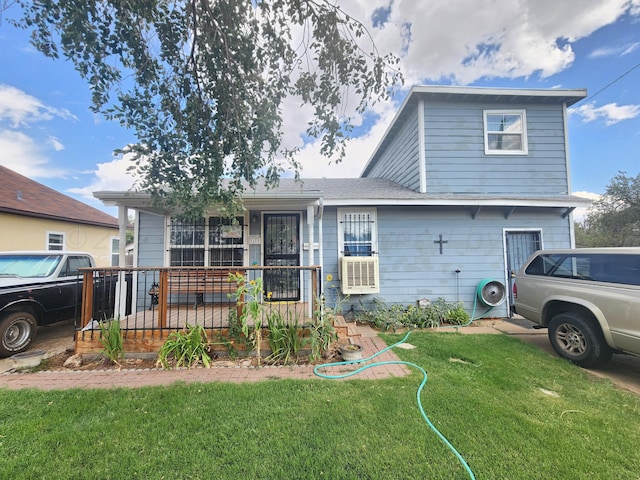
[337,208,377,257]
[483,110,528,155]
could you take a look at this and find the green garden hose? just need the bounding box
[314,331,476,480]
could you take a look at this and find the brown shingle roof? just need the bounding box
[0,165,118,228]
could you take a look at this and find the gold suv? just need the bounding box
[513,248,640,367]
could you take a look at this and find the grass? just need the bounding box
[1,331,638,479]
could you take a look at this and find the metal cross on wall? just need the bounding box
[434,234,448,254]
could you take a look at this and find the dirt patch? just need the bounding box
[37,347,342,372]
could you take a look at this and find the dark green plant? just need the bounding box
[156,324,212,369]
[266,311,305,365]
[99,318,123,366]
[359,297,470,330]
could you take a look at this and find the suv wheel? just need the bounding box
[548,312,612,368]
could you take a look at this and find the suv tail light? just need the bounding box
[513,282,517,298]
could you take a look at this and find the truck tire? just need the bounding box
[0,311,37,357]
[548,312,612,368]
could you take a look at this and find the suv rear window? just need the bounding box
[525,253,640,286]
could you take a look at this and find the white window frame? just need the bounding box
[483,109,528,155]
[167,216,247,267]
[110,236,120,266]
[337,208,378,258]
[46,231,65,251]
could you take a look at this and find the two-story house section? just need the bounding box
[96,86,590,319]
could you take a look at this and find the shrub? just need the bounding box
[156,324,212,369]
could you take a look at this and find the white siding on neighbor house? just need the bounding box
[320,206,572,317]
[365,105,421,190]
[423,101,569,195]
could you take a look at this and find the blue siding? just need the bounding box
[424,101,569,195]
[319,206,571,318]
[138,212,165,267]
[365,105,420,190]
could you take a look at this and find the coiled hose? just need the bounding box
[313,330,476,480]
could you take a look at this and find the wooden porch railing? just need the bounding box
[77,265,321,354]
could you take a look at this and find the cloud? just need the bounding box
[0,84,76,127]
[66,151,141,201]
[572,191,600,223]
[0,130,67,178]
[571,102,640,125]
[589,42,640,58]
[357,0,635,85]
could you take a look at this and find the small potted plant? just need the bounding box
[339,343,363,362]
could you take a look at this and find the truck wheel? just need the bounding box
[548,312,612,368]
[0,312,37,357]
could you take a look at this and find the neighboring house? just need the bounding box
[95,86,590,317]
[0,165,120,267]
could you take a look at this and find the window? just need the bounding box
[337,209,377,257]
[111,237,120,266]
[169,217,245,267]
[47,232,65,251]
[483,110,528,155]
[525,253,640,286]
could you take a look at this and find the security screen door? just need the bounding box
[263,214,301,301]
[505,230,541,312]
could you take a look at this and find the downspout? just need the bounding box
[563,102,577,248]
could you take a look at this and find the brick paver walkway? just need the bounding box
[1,336,409,391]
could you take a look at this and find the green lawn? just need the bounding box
[1,332,638,479]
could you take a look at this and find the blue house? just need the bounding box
[96,86,590,320]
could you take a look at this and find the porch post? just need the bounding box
[116,206,129,318]
[306,205,315,318]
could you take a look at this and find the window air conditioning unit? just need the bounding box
[340,256,380,294]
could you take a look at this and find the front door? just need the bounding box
[505,230,542,314]
[264,214,301,301]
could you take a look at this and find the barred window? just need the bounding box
[169,217,245,267]
[338,209,377,257]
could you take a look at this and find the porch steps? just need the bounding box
[333,315,361,340]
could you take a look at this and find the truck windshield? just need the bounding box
[0,255,62,278]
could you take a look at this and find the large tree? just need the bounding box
[14,0,402,217]
[581,171,640,247]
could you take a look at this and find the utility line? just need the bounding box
[572,61,640,107]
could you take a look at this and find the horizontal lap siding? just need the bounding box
[366,106,420,190]
[424,101,569,195]
[349,206,571,316]
[138,212,165,267]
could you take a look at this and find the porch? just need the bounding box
[76,266,321,355]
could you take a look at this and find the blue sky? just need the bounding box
[0,0,639,220]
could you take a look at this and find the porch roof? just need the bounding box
[95,177,590,212]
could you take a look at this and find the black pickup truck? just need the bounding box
[0,252,115,357]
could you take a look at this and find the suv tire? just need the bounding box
[548,312,612,368]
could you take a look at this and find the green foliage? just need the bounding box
[359,297,470,330]
[16,0,402,218]
[99,318,123,366]
[229,272,265,364]
[580,170,640,247]
[1,333,639,479]
[156,324,212,369]
[307,294,338,362]
[266,311,305,365]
